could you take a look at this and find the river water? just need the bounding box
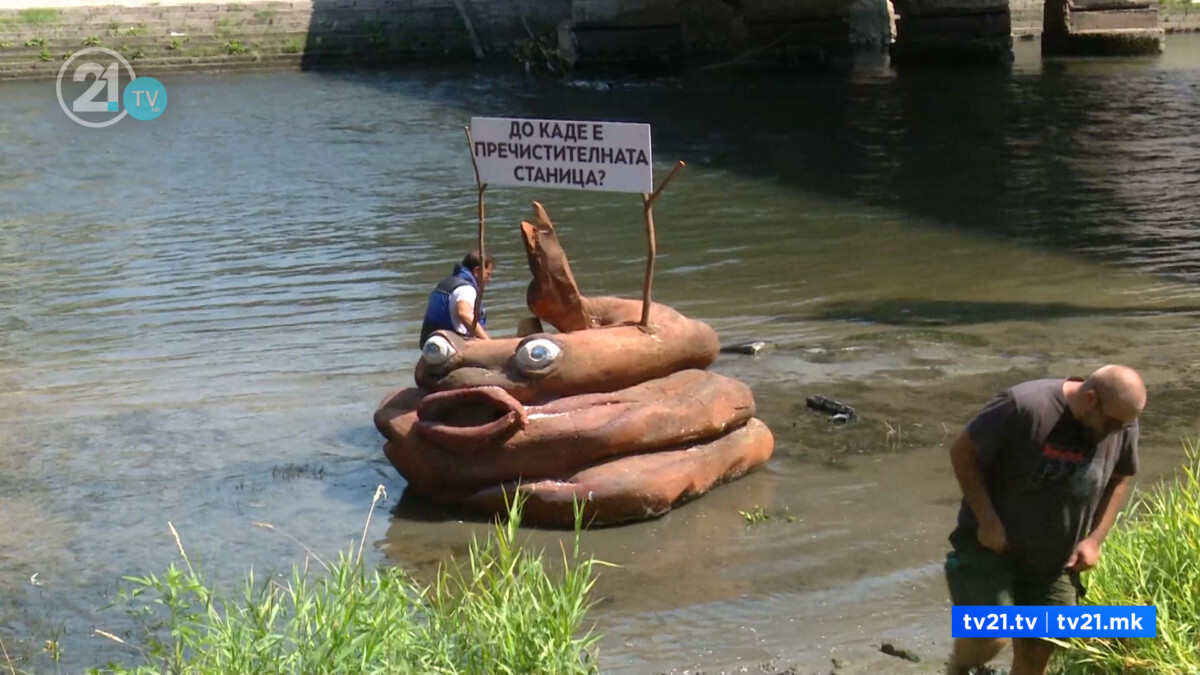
[2,35,1200,674]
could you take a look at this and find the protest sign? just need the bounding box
[468,116,653,193]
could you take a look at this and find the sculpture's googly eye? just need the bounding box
[515,338,562,372]
[422,335,457,366]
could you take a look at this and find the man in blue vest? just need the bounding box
[419,249,494,349]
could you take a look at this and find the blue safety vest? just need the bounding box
[419,265,486,348]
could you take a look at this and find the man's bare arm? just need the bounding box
[1088,473,1132,546]
[949,430,1006,551]
[455,300,490,339]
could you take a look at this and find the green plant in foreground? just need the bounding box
[88,486,610,675]
[1050,437,1200,675]
[740,505,795,525]
[740,505,769,524]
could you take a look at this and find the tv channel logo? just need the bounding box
[56,47,167,128]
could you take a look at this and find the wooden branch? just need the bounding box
[641,160,686,328]
[465,126,487,335]
[646,160,686,210]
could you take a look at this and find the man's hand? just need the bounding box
[1065,537,1101,573]
[977,518,1007,553]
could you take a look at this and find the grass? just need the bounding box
[740,505,770,524]
[62,486,609,675]
[739,504,795,525]
[883,419,904,452]
[1050,437,1200,675]
[18,8,57,25]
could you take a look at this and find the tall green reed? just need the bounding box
[1052,437,1200,675]
[85,486,611,675]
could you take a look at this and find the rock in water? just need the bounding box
[806,395,857,420]
[880,643,920,662]
[720,340,775,356]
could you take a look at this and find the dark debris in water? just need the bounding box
[270,463,326,481]
[720,340,776,356]
[879,642,921,662]
[805,395,857,423]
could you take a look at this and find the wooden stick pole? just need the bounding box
[465,126,487,336]
[640,160,686,328]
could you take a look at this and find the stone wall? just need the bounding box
[0,0,570,79]
[560,0,894,71]
[1011,0,1042,32]
[889,0,1012,63]
[3,0,1199,79]
[1010,0,1200,35]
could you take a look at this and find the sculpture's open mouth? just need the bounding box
[414,386,527,449]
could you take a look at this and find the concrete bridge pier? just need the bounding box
[558,0,893,72]
[888,0,1014,65]
[556,0,1167,71]
[1041,0,1164,56]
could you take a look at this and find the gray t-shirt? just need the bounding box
[953,377,1139,574]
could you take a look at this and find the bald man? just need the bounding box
[943,365,1146,675]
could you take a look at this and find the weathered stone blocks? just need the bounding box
[889,0,1013,64]
[1041,0,1163,55]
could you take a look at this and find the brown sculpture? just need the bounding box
[374,202,774,527]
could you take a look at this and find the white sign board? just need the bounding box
[469,116,653,194]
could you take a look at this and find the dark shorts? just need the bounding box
[944,534,1085,607]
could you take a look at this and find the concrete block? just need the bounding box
[572,0,680,25]
[1069,0,1156,9]
[896,0,1010,17]
[1043,26,1163,53]
[1069,7,1159,31]
[571,23,683,56]
[742,0,857,21]
[895,10,1011,38]
[744,17,853,46]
